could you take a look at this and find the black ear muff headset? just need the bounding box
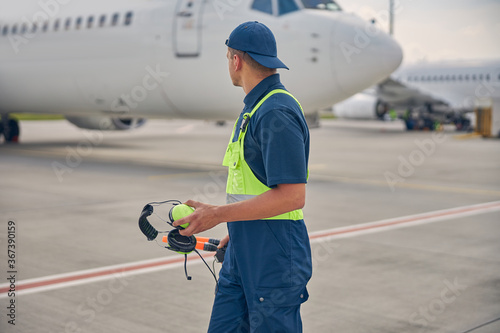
[138,200,226,282]
[139,200,196,254]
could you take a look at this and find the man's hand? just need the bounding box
[172,200,221,236]
[218,234,230,249]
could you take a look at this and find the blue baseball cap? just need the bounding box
[225,21,289,70]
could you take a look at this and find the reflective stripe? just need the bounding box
[227,194,304,220]
[227,193,256,204]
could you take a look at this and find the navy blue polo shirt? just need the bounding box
[232,74,309,188]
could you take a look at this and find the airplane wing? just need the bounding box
[333,76,471,130]
[375,77,449,108]
[333,77,453,120]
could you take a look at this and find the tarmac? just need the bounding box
[0,118,499,333]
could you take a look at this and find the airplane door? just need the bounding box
[174,0,205,57]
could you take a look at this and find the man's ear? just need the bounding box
[234,53,243,71]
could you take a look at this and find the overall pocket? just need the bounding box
[223,140,244,194]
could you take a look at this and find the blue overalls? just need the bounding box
[208,75,312,333]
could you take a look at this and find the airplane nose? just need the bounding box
[331,15,403,100]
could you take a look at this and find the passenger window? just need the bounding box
[112,13,119,26]
[2,25,8,36]
[12,25,18,35]
[99,15,106,27]
[76,17,82,30]
[125,11,133,26]
[87,16,94,29]
[486,74,490,81]
[65,18,72,30]
[21,23,28,34]
[251,0,273,15]
[54,19,60,31]
[31,22,38,33]
[42,21,49,32]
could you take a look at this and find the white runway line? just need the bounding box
[1,201,499,298]
[308,200,500,243]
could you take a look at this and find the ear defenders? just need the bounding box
[169,204,194,230]
[138,200,225,283]
[138,200,196,254]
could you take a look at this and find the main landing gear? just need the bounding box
[0,114,20,143]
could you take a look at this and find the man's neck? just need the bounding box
[242,73,275,95]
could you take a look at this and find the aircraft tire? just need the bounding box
[2,119,20,143]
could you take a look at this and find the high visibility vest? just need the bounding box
[222,89,305,221]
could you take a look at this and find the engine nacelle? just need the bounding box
[332,94,388,120]
[65,116,147,131]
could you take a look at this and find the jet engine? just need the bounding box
[333,94,388,120]
[65,116,147,131]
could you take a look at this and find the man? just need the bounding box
[173,21,312,332]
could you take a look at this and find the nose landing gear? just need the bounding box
[1,115,20,143]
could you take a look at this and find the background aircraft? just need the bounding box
[331,0,500,136]
[0,0,402,143]
[333,59,500,135]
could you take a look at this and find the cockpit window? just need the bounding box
[251,0,273,15]
[278,0,299,15]
[252,0,300,16]
[301,0,342,11]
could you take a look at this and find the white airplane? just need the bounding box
[333,59,500,134]
[0,0,402,143]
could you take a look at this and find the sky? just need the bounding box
[339,0,500,65]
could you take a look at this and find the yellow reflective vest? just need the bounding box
[222,89,305,221]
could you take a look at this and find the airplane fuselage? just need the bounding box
[394,60,500,110]
[0,0,402,131]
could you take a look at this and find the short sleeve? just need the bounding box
[246,98,309,188]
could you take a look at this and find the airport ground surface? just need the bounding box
[0,118,499,333]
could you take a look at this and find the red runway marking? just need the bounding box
[1,201,499,297]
